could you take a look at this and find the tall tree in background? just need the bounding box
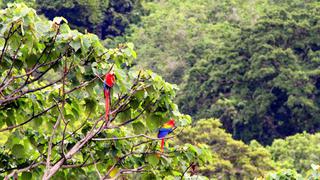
[127,0,269,84]
[178,118,276,179]
[267,132,320,175]
[179,2,320,144]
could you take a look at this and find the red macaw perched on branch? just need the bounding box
[104,72,116,123]
[157,119,175,152]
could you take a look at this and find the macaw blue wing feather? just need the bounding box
[157,128,173,138]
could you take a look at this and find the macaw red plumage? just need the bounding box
[104,72,116,123]
[157,119,175,152]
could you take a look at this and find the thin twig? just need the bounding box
[0,104,57,132]
[181,162,194,180]
[0,74,100,132]
[54,111,92,146]
[0,23,14,63]
[92,132,180,141]
[42,115,105,179]
[61,120,69,158]
[90,152,102,179]
[109,98,158,129]
[44,110,62,176]
[103,166,145,180]
[4,161,43,180]
[0,41,22,87]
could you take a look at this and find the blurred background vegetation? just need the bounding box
[1,0,320,179]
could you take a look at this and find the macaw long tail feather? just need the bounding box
[160,138,165,152]
[104,88,110,123]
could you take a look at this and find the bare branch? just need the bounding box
[10,52,64,80]
[103,166,145,180]
[58,57,70,157]
[44,114,61,176]
[181,162,195,179]
[42,115,105,179]
[30,22,61,70]
[61,159,97,168]
[4,159,99,179]
[109,98,158,129]
[65,76,99,94]
[61,120,69,157]
[0,23,14,63]
[2,23,62,99]
[44,98,67,177]
[0,41,22,87]
[131,128,182,150]
[0,46,95,106]
[111,109,145,128]
[0,72,100,132]
[4,161,43,180]
[0,104,57,132]
[0,77,62,106]
[54,111,92,146]
[92,131,181,141]
[102,149,146,180]
[90,152,102,179]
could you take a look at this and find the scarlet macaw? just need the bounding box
[104,72,116,123]
[157,119,175,152]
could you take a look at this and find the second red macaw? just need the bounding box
[157,119,175,152]
[104,72,116,123]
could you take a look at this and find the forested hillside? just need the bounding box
[179,1,320,144]
[1,0,320,179]
[127,0,320,144]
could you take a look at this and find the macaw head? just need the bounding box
[167,119,175,127]
[105,71,116,88]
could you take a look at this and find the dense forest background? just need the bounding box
[1,0,320,179]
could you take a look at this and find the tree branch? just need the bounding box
[0,104,57,132]
[42,115,105,179]
[44,114,62,177]
[181,162,194,179]
[103,166,145,180]
[0,77,62,106]
[109,98,158,128]
[91,152,102,179]
[0,23,14,63]
[4,161,43,180]
[0,73,101,132]
[0,41,22,88]
[4,159,99,179]
[92,132,180,141]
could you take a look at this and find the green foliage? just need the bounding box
[267,132,320,175]
[265,164,320,180]
[178,1,320,144]
[266,169,303,180]
[0,0,35,8]
[0,3,203,179]
[35,0,144,38]
[127,0,272,84]
[1,0,144,39]
[178,118,276,178]
[125,0,320,146]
